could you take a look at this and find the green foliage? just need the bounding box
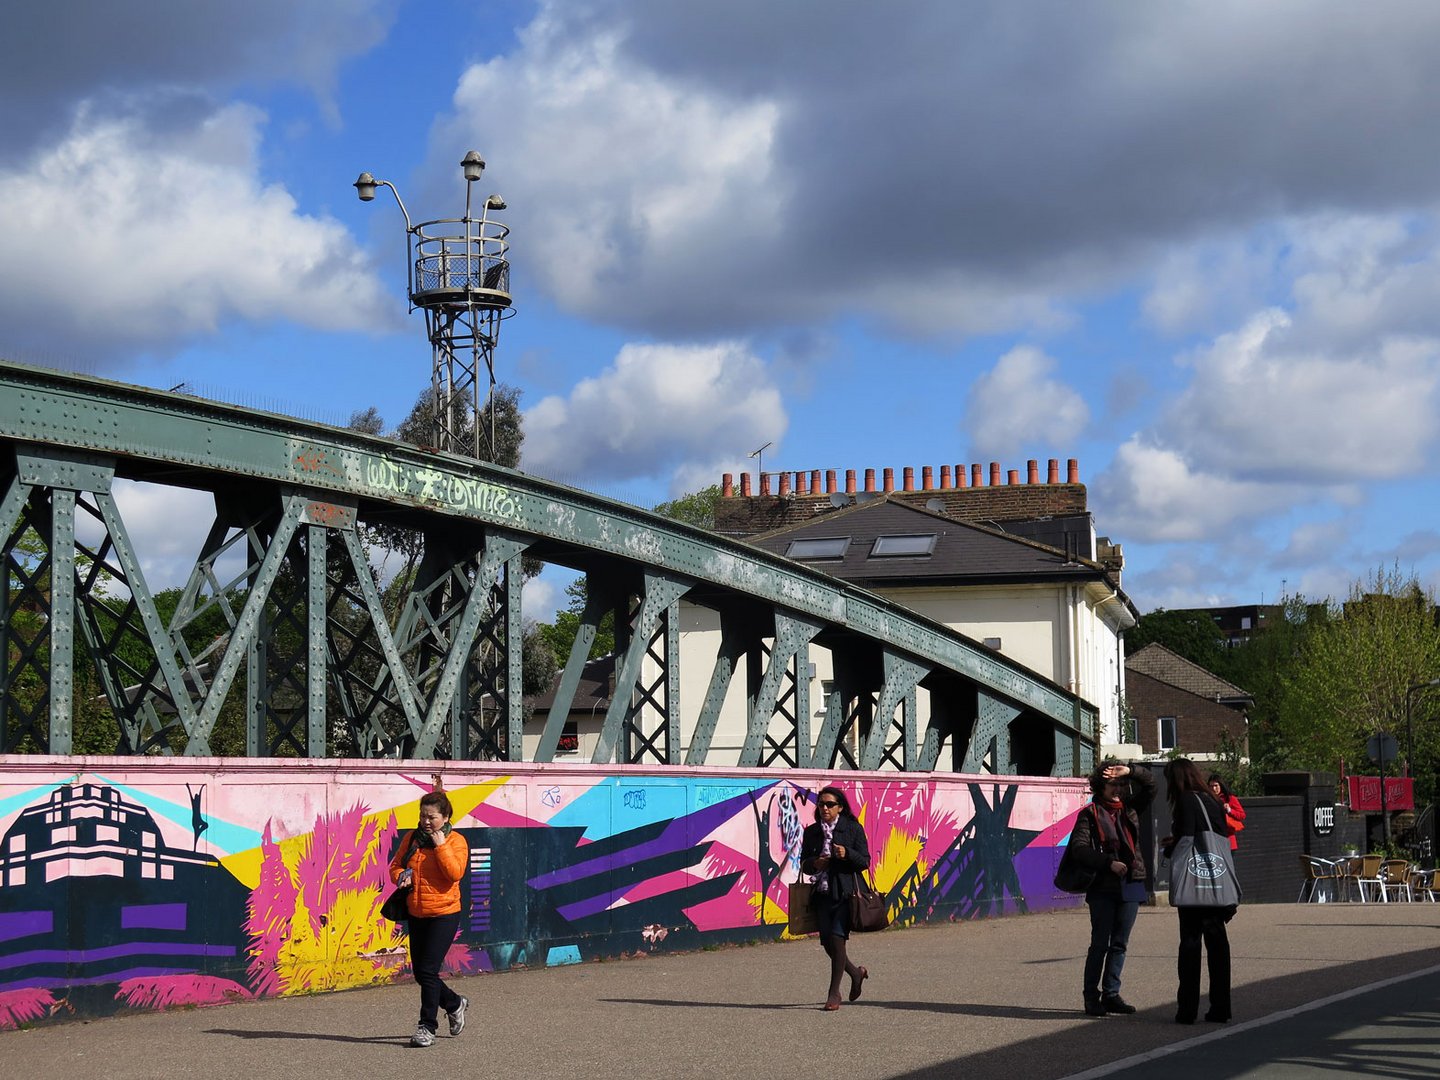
[652,485,722,531]
[535,577,616,668]
[1274,564,1440,804]
[1128,608,1226,670]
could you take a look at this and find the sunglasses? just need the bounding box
[818,800,840,808]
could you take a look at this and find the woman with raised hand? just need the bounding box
[389,789,470,1047]
[799,785,872,1011]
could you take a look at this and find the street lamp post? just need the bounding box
[354,152,514,460]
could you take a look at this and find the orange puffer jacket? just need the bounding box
[389,828,468,917]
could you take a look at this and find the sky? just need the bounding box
[4,0,1440,619]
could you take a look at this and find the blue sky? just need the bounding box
[4,1,1440,619]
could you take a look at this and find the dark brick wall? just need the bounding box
[714,484,1089,538]
[1125,669,1247,754]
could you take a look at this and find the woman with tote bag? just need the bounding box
[1162,758,1237,1025]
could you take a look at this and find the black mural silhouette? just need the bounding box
[750,792,783,925]
[187,783,209,851]
[889,782,1040,922]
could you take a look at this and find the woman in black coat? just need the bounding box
[1068,759,1156,1016]
[1163,757,1236,1024]
[799,785,871,1011]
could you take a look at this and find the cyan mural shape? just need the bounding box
[0,760,1088,1027]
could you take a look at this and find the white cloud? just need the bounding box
[521,340,787,485]
[963,346,1089,459]
[1164,309,1440,482]
[0,104,397,361]
[1091,438,1295,544]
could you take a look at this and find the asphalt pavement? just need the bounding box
[5,901,1438,1079]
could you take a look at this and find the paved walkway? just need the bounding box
[6,903,1439,1079]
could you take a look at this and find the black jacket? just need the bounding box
[1163,790,1232,858]
[800,816,871,902]
[1070,766,1157,896]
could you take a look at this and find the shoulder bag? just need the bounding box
[1168,795,1242,908]
[380,832,416,922]
[1054,806,1099,894]
[849,870,890,932]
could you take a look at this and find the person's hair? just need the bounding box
[1164,758,1208,807]
[1206,773,1232,799]
[813,785,853,823]
[1087,757,1125,798]
[420,790,453,820]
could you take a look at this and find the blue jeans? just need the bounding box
[1084,893,1139,999]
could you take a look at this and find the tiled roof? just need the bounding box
[743,497,1111,588]
[1124,643,1252,703]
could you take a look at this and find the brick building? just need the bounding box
[1125,642,1252,758]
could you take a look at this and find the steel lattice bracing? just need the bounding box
[0,360,1097,773]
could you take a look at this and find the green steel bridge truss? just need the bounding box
[0,360,1097,774]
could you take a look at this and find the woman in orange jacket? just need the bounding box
[389,790,470,1047]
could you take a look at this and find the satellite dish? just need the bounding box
[925,498,946,513]
[829,493,853,508]
[855,491,879,504]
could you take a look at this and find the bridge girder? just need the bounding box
[0,360,1097,774]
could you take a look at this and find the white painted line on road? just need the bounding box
[1056,961,1440,1080]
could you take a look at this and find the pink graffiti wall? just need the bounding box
[0,756,1090,1028]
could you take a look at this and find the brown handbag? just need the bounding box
[849,870,890,932]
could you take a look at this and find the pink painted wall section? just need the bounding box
[0,757,1089,1027]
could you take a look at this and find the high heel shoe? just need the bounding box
[823,996,842,1011]
[849,966,868,1002]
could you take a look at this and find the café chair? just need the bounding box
[1410,868,1437,903]
[1353,854,1385,903]
[1297,854,1339,903]
[1378,859,1413,902]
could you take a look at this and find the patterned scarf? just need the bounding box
[815,819,837,893]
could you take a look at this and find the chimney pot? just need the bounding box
[956,464,968,488]
[1068,458,1079,484]
[883,468,895,493]
[1048,458,1059,484]
[922,465,934,490]
[940,465,952,489]
[796,471,809,495]
[826,469,838,494]
[846,469,857,494]
[971,463,983,487]
[722,472,734,497]
[989,462,1001,486]
[1008,469,1020,485]
[760,473,771,496]
[740,472,752,496]
[902,466,915,492]
[811,469,822,495]
[1027,459,1038,484]
[779,472,791,495]
[864,468,876,493]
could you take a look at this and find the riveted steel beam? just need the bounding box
[859,650,931,771]
[0,361,1095,740]
[593,570,690,764]
[963,689,1021,774]
[738,610,823,768]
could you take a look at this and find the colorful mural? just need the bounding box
[0,761,1089,1028]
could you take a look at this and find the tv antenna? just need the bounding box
[355,151,514,460]
[749,441,772,482]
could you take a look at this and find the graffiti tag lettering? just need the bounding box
[622,789,646,810]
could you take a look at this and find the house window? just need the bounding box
[556,721,579,755]
[786,537,849,560]
[870,534,936,557]
[1158,716,1177,751]
[983,637,1002,650]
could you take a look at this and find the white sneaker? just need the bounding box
[410,1024,435,1048]
[447,996,468,1037]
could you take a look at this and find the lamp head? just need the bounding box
[461,150,486,182]
[485,194,507,211]
[353,172,378,201]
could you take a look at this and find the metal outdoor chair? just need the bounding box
[1298,855,1340,902]
[1379,859,1414,902]
[1352,854,1385,902]
[1410,868,1438,902]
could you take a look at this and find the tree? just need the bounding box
[1127,608,1226,671]
[1275,565,1440,805]
[652,484,722,531]
[536,578,616,668]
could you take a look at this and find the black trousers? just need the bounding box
[408,911,463,1032]
[1176,906,1231,1021]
